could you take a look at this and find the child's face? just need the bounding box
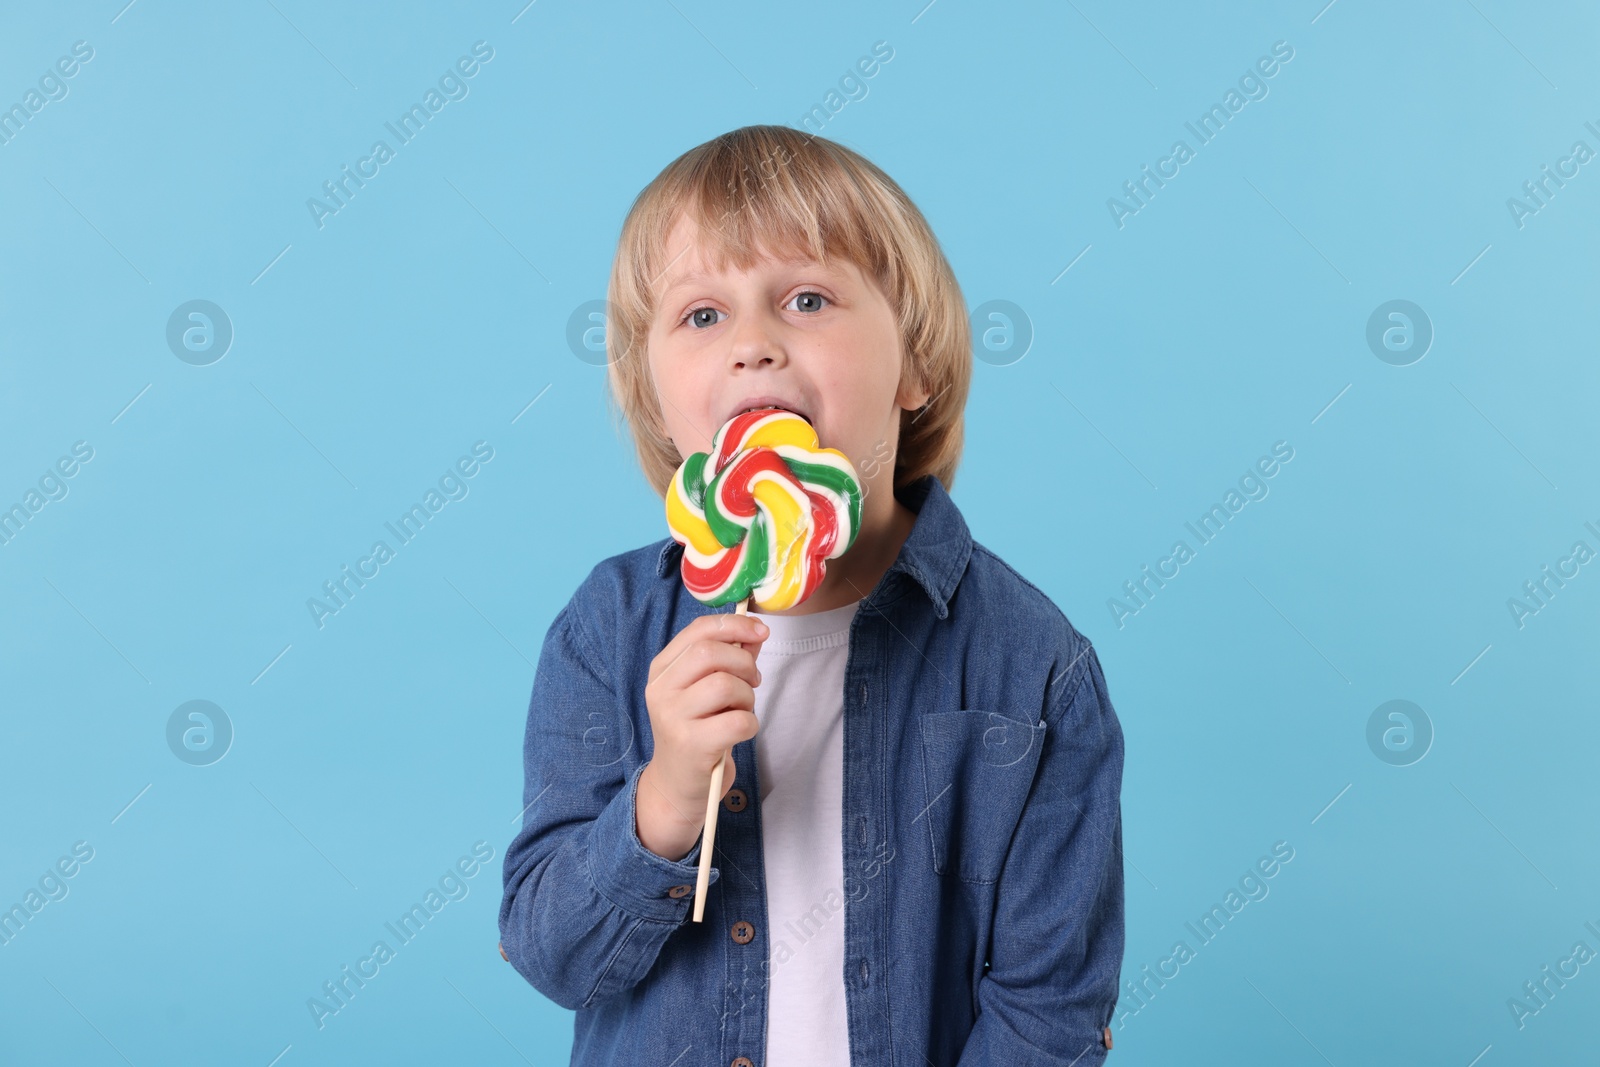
[646,213,929,493]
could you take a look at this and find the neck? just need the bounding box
[760,484,916,615]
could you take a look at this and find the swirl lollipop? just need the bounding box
[665,408,863,611]
[663,408,863,920]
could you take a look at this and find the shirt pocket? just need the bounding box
[916,708,1048,884]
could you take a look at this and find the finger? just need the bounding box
[701,710,759,757]
[708,612,770,650]
[659,639,762,692]
[680,672,756,722]
[650,614,769,682]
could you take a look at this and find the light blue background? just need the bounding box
[2,1,1596,1064]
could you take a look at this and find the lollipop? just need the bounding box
[665,408,863,611]
[663,408,863,921]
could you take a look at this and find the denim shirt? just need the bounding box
[499,475,1125,1066]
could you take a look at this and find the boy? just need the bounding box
[499,125,1125,1066]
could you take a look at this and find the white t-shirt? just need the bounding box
[750,598,860,1067]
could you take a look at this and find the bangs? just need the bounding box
[625,126,901,311]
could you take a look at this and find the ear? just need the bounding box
[894,370,930,413]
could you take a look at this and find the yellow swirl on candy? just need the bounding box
[665,409,863,611]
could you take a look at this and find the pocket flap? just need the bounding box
[917,709,1048,884]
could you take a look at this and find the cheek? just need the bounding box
[649,353,713,452]
[827,395,886,464]
[643,349,679,425]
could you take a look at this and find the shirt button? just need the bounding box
[723,788,748,812]
[730,920,755,944]
[498,942,508,962]
[667,884,692,899]
[1102,1027,1114,1049]
[732,1058,755,1067]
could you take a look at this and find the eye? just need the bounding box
[684,306,725,329]
[786,291,828,313]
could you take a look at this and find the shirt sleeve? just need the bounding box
[498,603,720,1011]
[957,640,1126,1066]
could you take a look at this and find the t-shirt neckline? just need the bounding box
[750,598,862,648]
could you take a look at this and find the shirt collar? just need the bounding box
[654,474,972,620]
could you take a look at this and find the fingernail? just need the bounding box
[754,621,768,637]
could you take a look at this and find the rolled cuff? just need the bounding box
[586,761,721,923]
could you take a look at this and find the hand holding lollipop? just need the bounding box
[662,408,863,920]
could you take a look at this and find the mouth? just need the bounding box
[727,398,811,426]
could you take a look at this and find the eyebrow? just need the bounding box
[661,267,710,290]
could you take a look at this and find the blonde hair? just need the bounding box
[604,125,971,498]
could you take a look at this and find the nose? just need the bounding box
[725,308,787,372]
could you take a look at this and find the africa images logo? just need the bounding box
[1106,40,1295,229]
[305,41,494,230]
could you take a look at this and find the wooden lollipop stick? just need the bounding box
[692,596,749,923]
